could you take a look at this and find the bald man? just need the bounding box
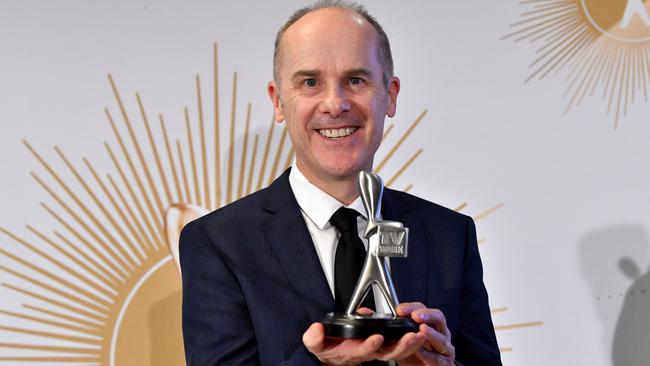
[180,2,502,365]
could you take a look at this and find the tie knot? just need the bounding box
[329,207,359,234]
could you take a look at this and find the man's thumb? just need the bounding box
[302,322,326,353]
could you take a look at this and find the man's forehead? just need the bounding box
[279,7,379,68]
[288,7,368,32]
[284,9,375,46]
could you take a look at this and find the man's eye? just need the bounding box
[349,77,364,86]
[304,78,318,87]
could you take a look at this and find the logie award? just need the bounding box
[322,171,418,340]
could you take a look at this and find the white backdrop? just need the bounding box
[1,1,649,365]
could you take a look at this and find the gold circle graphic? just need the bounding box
[110,257,183,366]
[582,0,650,42]
[504,0,650,127]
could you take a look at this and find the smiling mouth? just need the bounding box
[318,127,358,139]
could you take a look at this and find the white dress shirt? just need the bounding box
[289,165,390,314]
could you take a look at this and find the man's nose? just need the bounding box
[318,85,351,118]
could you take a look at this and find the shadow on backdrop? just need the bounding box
[579,225,650,366]
[612,256,650,365]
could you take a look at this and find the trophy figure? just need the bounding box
[322,171,418,340]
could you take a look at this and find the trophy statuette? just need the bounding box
[321,171,418,340]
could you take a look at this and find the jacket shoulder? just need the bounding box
[189,186,270,231]
[384,188,471,225]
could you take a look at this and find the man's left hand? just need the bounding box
[376,302,455,365]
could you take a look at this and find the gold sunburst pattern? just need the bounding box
[504,0,650,128]
[0,43,536,364]
[456,202,544,353]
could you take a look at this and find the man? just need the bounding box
[180,1,502,365]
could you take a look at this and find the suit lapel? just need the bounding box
[260,172,431,317]
[261,170,336,321]
[382,189,429,304]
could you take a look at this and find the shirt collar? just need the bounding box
[289,165,367,230]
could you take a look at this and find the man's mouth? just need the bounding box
[318,127,358,139]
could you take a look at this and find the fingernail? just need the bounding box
[419,313,429,321]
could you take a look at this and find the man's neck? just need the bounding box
[295,162,361,206]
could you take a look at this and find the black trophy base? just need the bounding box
[322,312,418,341]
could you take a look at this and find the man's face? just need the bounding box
[268,8,399,186]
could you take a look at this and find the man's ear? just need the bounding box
[267,80,285,122]
[385,76,400,118]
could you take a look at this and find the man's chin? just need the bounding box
[321,164,368,181]
[298,155,371,183]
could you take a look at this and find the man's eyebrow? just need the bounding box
[344,68,373,77]
[290,69,374,80]
[291,70,321,79]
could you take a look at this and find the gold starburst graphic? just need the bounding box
[0,43,424,365]
[504,0,650,128]
[455,202,544,353]
[0,44,537,364]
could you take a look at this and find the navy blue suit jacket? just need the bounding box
[180,169,502,365]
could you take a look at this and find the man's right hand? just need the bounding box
[302,322,426,365]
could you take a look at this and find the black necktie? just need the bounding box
[330,207,375,312]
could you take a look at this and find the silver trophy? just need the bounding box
[322,171,417,340]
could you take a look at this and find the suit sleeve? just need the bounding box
[180,221,260,365]
[454,217,502,366]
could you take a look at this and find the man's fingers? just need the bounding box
[375,332,425,361]
[332,334,384,363]
[302,322,326,354]
[396,302,426,317]
[356,307,374,316]
[303,326,384,364]
[354,334,385,357]
[416,323,455,363]
[412,308,449,335]
[392,303,456,363]
[419,323,450,353]
[415,348,448,364]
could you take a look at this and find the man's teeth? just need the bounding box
[319,127,357,138]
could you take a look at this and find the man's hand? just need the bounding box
[302,303,455,365]
[303,322,386,365]
[392,302,455,366]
